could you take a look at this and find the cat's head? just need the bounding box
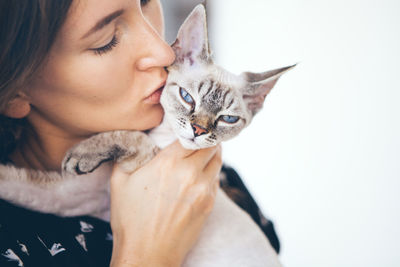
[161,4,295,149]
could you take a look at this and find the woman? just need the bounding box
[0,0,279,266]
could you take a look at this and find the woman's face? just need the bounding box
[26,0,175,139]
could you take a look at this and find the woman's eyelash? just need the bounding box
[141,0,151,6]
[91,35,119,56]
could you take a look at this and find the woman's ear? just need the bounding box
[2,93,31,119]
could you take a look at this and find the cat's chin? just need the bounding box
[178,137,201,150]
[178,136,216,150]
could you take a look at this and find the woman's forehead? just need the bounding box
[60,0,135,42]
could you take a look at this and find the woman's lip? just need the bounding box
[144,85,164,104]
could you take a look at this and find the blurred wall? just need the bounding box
[160,0,204,44]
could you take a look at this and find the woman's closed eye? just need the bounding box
[90,35,120,56]
[89,0,152,56]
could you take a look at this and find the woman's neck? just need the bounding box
[9,129,84,172]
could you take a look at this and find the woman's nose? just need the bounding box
[135,20,175,71]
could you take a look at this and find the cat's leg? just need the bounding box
[62,130,159,176]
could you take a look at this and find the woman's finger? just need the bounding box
[185,145,219,168]
[162,140,196,158]
[203,145,222,181]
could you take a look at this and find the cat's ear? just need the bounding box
[171,4,211,65]
[242,64,296,115]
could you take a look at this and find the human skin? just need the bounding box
[3,0,222,266]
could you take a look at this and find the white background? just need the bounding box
[205,0,400,266]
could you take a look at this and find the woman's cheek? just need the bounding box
[69,56,129,100]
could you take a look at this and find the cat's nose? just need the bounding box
[191,123,209,137]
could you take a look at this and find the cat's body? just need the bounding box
[0,5,295,266]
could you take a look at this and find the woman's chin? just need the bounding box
[130,105,164,131]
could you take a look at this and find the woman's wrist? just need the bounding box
[110,235,181,267]
[110,252,180,267]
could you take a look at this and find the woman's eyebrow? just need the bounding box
[81,9,124,40]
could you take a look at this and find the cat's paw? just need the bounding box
[115,134,160,173]
[61,130,159,176]
[62,144,125,176]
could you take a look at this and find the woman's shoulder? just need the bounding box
[219,165,280,253]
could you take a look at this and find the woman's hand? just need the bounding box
[109,141,222,267]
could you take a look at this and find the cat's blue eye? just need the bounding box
[220,115,240,124]
[179,87,194,104]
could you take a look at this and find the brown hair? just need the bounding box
[0,0,73,162]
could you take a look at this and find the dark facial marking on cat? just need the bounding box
[207,134,217,142]
[205,138,215,144]
[203,86,225,114]
[198,81,205,93]
[226,99,234,109]
[177,117,186,127]
[222,90,229,104]
[204,80,214,97]
[210,89,221,102]
[169,82,178,87]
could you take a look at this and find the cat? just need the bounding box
[0,4,294,267]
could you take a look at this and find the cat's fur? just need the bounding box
[0,5,294,267]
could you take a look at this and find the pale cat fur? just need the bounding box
[0,5,295,267]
